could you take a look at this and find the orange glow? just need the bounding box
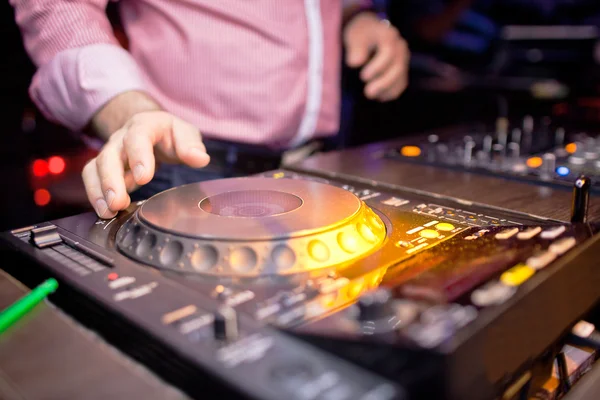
[347,280,364,298]
[526,157,543,169]
[400,146,422,157]
[34,189,51,206]
[565,143,577,154]
[48,156,66,174]
[32,159,49,177]
[419,229,440,239]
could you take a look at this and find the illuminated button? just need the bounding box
[400,145,421,157]
[495,227,519,240]
[190,245,218,271]
[540,226,566,240]
[369,213,384,231]
[556,166,570,177]
[526,251,557,270]
[308,240,330,262]
[526,157,543,169]
[273,172,285,179]
[500,264,535,287]
[517,226,542,240]
[419,229,440,239]
[435,223,455,232]
[358,223,377,243]
[565,143,577,154]
[549,237,576,255]
[271,245,296,270]
[107,272,119,281]
[230,247,258,272]
[337,231,359,254]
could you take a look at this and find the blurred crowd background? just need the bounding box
[2,0,600,230]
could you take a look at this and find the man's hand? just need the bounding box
[83,93,210,218]
[344,13,410,101]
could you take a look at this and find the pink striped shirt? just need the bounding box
[11,0,372,148]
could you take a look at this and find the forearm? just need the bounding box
[90,91,162,141]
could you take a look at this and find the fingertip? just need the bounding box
[185,147,211,168]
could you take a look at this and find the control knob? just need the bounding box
[357,288,394,322]
[571,175,591,223]
[214,306,239,341]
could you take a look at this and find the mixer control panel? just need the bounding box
[386,116,600,192]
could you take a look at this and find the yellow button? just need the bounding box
[526,157,543,169]
[400,145,421,157]
[358,223,377,243]
[308,240,330,262]
[337,232,358,254]
[272,172,285,179]
[435,223,455,232]
[419,229,440,239]
[500,264,535,287]
[565,143,577,154]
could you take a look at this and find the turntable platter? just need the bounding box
[138,177,362,241]
[116,178,386,279]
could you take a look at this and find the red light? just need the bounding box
[34,189,51,206]
[107,273,119,281]
[32,159,49,177]
[48,156,66,174]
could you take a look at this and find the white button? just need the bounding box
[540,226,566,240]
[517,227,542,240]
[407,226,424,235]
[526,251,557,270]
[549,237,577,255]
[495,227,519,240]
[109,276,136,289]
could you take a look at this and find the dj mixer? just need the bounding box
[2,168,600,400]
[386,116,600,192]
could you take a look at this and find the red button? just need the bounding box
[107,273,119,281]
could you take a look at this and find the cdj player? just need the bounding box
[2,170,600,400]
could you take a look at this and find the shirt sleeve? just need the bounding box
[10,0,147,131]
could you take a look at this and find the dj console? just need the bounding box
[2,163,600,399]
[386,116,600,192]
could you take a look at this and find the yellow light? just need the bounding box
[435,223,455,232]
[526,157,543,169]
[565,143,577,154]
[500,264,535,287]
[337,232,359,254]
[400,146,422,157]
[273,172,285,179]
[358,223,377,243]
[419,229,440,239]
[308,240,330,262]
[347,280,364,299]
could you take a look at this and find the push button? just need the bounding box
[501,264,535,286]
[517,227,542,240]
[549,237,576,255]
[541,226,566,240]
[495,227,519,240]
[435,223,455,231]
[419,229,440,239]
[526,251,557,270]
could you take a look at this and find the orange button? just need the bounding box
[400,146,422,157]
[565,143,577,154]
[526,157,543,168]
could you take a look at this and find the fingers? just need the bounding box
[96,134,131,214]
[171,117,210,168]
[365,60,408,100]
[123,120,159,186]
[344,21,374,68]
[82,159,117,219]
[364,33,409,101]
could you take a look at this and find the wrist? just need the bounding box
[343,5,380,28]
[90,90,162,141]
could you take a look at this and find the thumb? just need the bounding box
[345,32,373,68]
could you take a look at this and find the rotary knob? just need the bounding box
[357,288,394,321]
[213,306,238,341]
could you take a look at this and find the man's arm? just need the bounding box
[9,0,155,139]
